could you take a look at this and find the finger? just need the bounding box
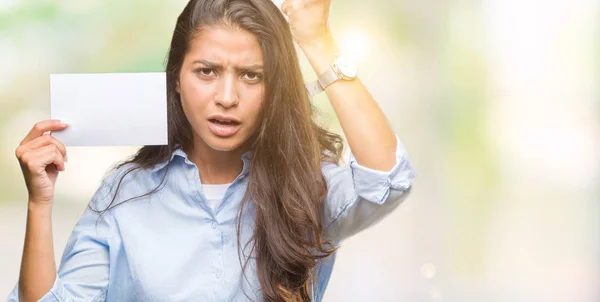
[23,144,65,173]
[281,0,293,16]
[21,120,68,145]
[52,149,66,172]
[37,145,66,172]
[17,134,67,160]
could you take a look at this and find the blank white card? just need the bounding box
[50,72,168,146]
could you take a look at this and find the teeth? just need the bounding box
[214,118,236,123]
[212,119,237,124]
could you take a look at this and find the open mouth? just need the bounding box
[208,118,240,126]
[208,118,241,137]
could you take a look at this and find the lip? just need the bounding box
[207,120,241,137]
[207,114,241,124]
[207,114,242,138]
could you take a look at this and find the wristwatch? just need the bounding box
[306,54,357,97]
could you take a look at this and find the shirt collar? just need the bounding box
[150,147,253,177]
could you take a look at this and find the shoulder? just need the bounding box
[90,162,160,211]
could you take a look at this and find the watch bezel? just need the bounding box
[333,55,358,80]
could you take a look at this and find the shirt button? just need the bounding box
[215,271,221,279]
[211,222,217,229]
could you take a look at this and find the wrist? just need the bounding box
[28,200,53,212]
[298,33,338,76]
[297,29,335,50]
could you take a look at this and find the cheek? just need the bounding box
[244,87,264,121]
[180,78,211,115]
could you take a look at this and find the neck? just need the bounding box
[186,137,249,185]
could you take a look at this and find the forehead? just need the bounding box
[186,25,263,65]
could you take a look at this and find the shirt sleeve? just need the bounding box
[322,134,416,242]
[7,177,115,302]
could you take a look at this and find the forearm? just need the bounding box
[19,201,57,302]
[299,34,397,172]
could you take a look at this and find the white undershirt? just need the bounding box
[202,183,231,210]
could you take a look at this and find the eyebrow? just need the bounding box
[193,60,264,73]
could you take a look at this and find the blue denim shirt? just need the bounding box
[8,135,416,301]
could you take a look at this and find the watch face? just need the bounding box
[335,56,357,79]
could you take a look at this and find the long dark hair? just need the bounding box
[93,0,344,300]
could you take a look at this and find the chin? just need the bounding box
[203,135,245,152]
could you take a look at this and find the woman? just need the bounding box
[9,0,416,301]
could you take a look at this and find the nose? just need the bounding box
[215,74,239,108]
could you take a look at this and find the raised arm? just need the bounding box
[14,120,68,302]
[11,120,111,302]
[282,0,397,172]
[282,1,417,241]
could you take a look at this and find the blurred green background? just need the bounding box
[1,0,598,301]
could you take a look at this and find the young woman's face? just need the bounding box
[177,25,265,152]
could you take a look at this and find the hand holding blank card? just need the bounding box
[50,72,168,146]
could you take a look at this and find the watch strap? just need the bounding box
[305,66,339,97]
[318,66,339,89]
[305,80,323,97]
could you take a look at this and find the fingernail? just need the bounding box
[60,120,69,126]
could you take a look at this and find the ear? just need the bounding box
[176,80,180,94]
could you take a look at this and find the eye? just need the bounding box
[242,72,263,81]
[195,68,216,77]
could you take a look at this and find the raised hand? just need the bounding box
[15,119,68,205]
[281,0,332,47]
